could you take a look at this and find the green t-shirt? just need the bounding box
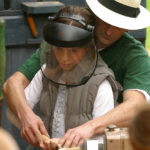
[18,49,40,81]
[100,32,150,103]
[18,32,150,103]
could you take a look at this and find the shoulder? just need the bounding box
[17,49,40,81]
[98,79,112,91]
[111,32,145,53]
[110,33,149,65]
[96,79,113,101]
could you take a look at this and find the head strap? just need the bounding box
[48,13,94,32]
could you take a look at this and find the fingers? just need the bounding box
[21,130,33,145]
[39,121,49,137]
[72,136,82,147]
[39,122,50,148]
[59,130,73,148]
[44,139,58,150]
[34,128,43,146]
[20,116,49,147]
[51,138,60,144]
[21,125,42,146]
[77,138,84,147]
[59,129,83,148]
[40,135,50,149]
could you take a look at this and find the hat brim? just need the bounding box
[86,0,150,30]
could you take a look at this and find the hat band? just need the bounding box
[98,0,140,18]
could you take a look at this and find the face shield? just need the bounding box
[39,14,98,86]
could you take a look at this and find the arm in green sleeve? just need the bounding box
[18,48,40,81]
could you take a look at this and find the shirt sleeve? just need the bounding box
[92,79,114,143]
[123,45,150,96]
[24,67,44,108]
[124,89,150,102]
[92,79,114,118]
[18,49,40,81]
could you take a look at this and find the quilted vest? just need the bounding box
[40,55,122,136]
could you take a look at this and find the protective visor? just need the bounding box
[39,40,97,86]
[43,22,94,47]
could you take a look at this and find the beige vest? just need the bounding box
[40,55,122,136]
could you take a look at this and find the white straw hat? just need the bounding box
[86,0,150,30]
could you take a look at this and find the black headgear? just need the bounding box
[43,13,94,47]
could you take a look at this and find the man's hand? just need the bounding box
[19,107,49,148]
[59,121,95,148]
[2,72,49,148]
[59,90,146,149]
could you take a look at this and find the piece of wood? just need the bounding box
[59,147,80,150]
[41,135,62,149]
[7,109,81,150]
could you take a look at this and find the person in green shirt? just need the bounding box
[18,32,150,104]
[3,0,150,149]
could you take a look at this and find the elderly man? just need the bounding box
[3,0,150,148]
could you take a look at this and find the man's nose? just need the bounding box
[105,25,113,36]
